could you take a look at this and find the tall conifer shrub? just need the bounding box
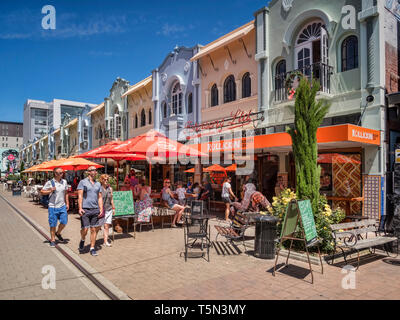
[287,78,331,215]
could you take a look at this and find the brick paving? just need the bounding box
[0,194,105,300]
[1,190,400,300]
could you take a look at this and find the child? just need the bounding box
[176,181,186,206]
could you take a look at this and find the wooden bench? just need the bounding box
[153,203,176,228]
[330,218,398,270]
[214,212,250,254]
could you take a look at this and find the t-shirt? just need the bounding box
[43,179,68,209]
[176,187,186,200]
[222,182,231,198]
[77,178,101,209]
[130,177,138,187]
[101,186,113,211]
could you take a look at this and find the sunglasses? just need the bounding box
[88,169,97,172]
[165,181,170,183]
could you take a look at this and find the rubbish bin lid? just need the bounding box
[254,215,278,223]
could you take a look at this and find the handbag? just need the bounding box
[98,187,108,219]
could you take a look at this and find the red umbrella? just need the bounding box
[103,130,208,159]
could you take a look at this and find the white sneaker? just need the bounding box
[104,241,112,247]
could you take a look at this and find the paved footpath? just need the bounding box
[1,190,400,300]
[0,195,109,300]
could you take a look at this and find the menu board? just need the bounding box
[281,200,299,238]
[281,199,318,247]
[298,200,318,245]
[113,191,135,217]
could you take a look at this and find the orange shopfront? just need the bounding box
[192,124,381,217]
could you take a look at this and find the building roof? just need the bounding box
[64,118,78,129]
[87,102,105,116]
[0,121,23,125]
[191,20,254,61]
[122,76,152,98]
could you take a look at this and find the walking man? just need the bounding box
[77,166,103,256]
[41,167,69,247]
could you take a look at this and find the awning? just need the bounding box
[190,20,254,62]
[122,76,152,98]
[87,102,104,116]
[191,124,381,154]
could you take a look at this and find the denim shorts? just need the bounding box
[80,208,101,229]
[222,196,231,204]
[48,205,68,228]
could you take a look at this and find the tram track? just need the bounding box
[0,193,122,301]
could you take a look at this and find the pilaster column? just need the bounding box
[204,89,210,109]
[218,86,223,105]
[236,80,242,100]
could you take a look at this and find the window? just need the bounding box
[341,35,358,72]
[141,109,146,127]
[171,82,183,114]
[224,75,236,103]
[211,84,218,107]
[83,127,88,141]
[242,73,251,98]
[297,22,322,45]
[162,102,168,118]
[276,60,286,76]
[149,109,152,124]
[187,93,193,114]
[135,114,138,129]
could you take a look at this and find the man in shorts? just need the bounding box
[77,166,103,256]
[40,167,69,247]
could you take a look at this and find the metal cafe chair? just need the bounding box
[182,215,210,262]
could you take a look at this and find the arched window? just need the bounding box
[135,114,138,129]
[141,109,146,127]
[211,84,218,107]
[162,102,167,118]
[242,72,251,98]
[171,82,183,115]
[148,109,152,124]
[341,35,358,72]
[187,93,193,114]
[297,22,323,45]
[276,60,286,76]
[224,75,236,103]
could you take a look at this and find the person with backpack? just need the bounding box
[40,167,69,248]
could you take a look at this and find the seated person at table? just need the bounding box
[176,181,186,206]
[192,182,201,199]
[230,183,271,215]
[187,177,193,189]
[161,179,185,228]
[135,178,153,218]
[199,177,213,201]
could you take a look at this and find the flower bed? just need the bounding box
[264,188,345,253]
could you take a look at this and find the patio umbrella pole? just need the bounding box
[149,163,152,189]
[116,160,119,191]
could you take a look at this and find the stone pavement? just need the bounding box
[1,189,400,300]
[0,195,108,300]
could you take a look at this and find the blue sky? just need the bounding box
[0,0,269,123]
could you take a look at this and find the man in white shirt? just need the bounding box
[41,167,69,247]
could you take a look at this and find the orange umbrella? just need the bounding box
[41,157,103,171]
[185,168,195,173]
[203,164,227,172]
[225,164,237,172]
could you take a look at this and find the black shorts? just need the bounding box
[222,197,231,204]
[81,208,101,229]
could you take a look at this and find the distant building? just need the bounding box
[0,121,23,174]
[23,99,97,144]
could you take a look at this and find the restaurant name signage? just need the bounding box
[185,109,254,136]
[351,129,378,142]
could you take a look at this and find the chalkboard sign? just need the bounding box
[113,191,135,217]
[281,200,299,238]
[297,200,318,245]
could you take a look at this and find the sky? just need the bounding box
[0,0,269,123]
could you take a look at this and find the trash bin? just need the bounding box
[254,215,278,259]
[12,187,22,196]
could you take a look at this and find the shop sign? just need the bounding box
[349,127,379,145]
[210,171,227,186]
[185,109,254,136]
[396,149,400,164]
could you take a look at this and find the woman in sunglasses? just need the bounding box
[161,179,184,228]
